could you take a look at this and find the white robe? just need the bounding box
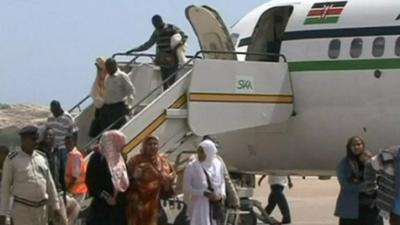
[183,159,225,225]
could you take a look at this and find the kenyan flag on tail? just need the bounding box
[304,1,347,25]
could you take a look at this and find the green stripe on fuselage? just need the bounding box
[288,58,400,72]
[304,16,339,25]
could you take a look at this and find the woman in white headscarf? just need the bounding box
[183,140,226,225]
[91,57,107,109]
[89,57,107,137]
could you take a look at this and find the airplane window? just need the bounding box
[372,37,385,57]
[350,38,363,58]
[395,37,400,56]
[328,39,341,59]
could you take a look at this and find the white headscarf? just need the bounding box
[199,140,218,169]
[183,140,226,213]
[198,140,224,191]
[91,57,107,109]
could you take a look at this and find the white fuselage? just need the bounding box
[217,0,400,175]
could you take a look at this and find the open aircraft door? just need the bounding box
[187,59,294,135]
[185,5,236,60]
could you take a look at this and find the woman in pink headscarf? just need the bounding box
[86,130,129,225]
[126,135,176,225]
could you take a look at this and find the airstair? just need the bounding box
[70,49,291,225]
[70,50,293,159]
[70,5,295,161]
[69,53,194,160]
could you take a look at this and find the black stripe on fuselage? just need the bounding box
[283,25,400,41]
[313,1,347,8]
[237,25,400,48]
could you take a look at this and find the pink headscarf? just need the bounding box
[99,130,130,192]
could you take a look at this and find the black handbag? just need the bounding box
[203,168,223,221]
[160,182,175,200]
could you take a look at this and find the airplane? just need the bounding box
[71,0,400,223]
[183,0,400,176]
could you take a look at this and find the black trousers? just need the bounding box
[87,199,127,225]
[265,184,291,223]
[339,204,383,225]
[160,63,179,90]
[99,102,128,131]
[89,107,102,138]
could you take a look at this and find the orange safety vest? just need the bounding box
[66,148,88,194]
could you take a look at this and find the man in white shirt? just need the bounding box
[258,175,292,224]
[100,58,135,131]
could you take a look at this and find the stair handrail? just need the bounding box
[68,95,91,114]
[197,50,287,62]
[112,52,156,60]
[69,50,285,114]
[81,50,288,152]
[173,150,197,171]
[81,52,200,152]
[68,53,161,114]
[112,52,201,63]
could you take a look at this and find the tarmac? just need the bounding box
[254,176,389,225]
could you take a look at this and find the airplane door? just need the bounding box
[246,6,293,62]
[185,5,237,60]
[188,59,293,135]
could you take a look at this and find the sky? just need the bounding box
[0,0,266,109]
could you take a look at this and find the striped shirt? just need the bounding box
[47,112,77,149]
[376,172,396,213]
[130,23,187,54]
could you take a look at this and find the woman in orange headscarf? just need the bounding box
[126,136,176,225]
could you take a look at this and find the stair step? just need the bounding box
[165,109,188,119]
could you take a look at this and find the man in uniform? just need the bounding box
[37,127,70,225]
[0,125,61,225]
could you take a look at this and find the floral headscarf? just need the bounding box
[99,130,130,192]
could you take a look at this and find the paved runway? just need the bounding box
[253,176,389,225]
